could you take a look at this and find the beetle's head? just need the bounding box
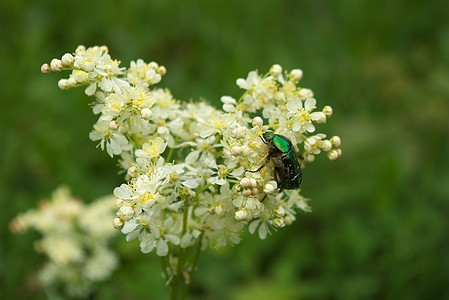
[262,131,275,141]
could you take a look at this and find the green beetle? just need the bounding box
[248,131,302,190]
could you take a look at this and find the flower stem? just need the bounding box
[181,231,204,300]
[169,199,190,299]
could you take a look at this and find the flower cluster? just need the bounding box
[10,186,118,298]
[41,46,341,259]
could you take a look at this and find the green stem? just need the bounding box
[166,146,175,162]
[197,183,212,194]
[181,232,204,300]
[170,199,190,299]
[160,256,169,282]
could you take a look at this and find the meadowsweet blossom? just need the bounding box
[10,186,118,298]
[41,46,342,288]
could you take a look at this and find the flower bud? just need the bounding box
[115,198,124,208]
[323,106,333,118]
[157,65,166,75]
[235,185,242,193]
[270,64,282,77]
[215,204,225,217]
[75,45,86,54]
[330,136,341,148]
[263,183,276,194]
[50,59,62,72]
[232,127,246,139]
[273,206,286,217]
[249,178,257,188]
[100,45,109,52]
[67,77,77,88]
[336,148,342,157]
[148,61,158,69]
[252,116,263,127]
[273,217,285,228]
[235,209,252,222]
[314,112,327,124]
[290,69,303,81]
[41,63,51,74]
[299,88,313,100]
[243,189,252,197]
[284,215,293,226]
[251,187,259,195]
[321,140,332,152]
[58,79,68,90]
[118,206,134,221]
[231,146,243,156]
[109,121,119,131]
[304,152,315,163]
[141,108,153,120]
[113,217,125,230]
[127,166,138,177]
[61,53,74,67]
[241,146,250,156]
[240,178,252,188]
[328,149,339,161]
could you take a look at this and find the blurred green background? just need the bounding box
[2,0,449,299]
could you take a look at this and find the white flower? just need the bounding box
[122,210,180,256]
[248,216,271,239]
[42,47,343,263]
[286,97,325,133]
[10,186,119,298]
[135,138,167,160]
[236,71,261,90]
[221,96,237,112]
[89,115,129,157]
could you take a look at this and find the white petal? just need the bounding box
[122,220,138,234]
[182,179,198,189]
[85,83,97,96]
[292,121,302,132]
[249,220,260,234]
[229,234,241,245]
[221,96,236,104]
[185,150,200,164]
[165,234,180,245]
[305,98,316,110]
[286,99,301,112]
[236,78,247,89]
[125,228,139,241]
[194,207,209,216]
[229,166,244,177]
[141,239,155,254]
[181,234,192,248]
[305,123,315,133]
[258,224,268,239]
[156,239,169,256]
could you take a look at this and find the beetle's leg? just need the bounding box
[260,194,267,202]
[259,136,278,151]
[246,155,271,173]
